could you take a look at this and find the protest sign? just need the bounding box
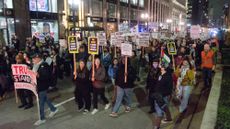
[88,37,99,55]
[121,43,132,57]
[68,36,78,53]
[167,42,177,55]
[190,25,201,39]
[97,32,107,46]
[137,32,150,47]
[115,32,125,47]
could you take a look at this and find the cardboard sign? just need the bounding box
[167,42,177,55]
[110,33,117,46]
[190,25,201,39]
[137,32,150,47]
[115,32,125,47]
[97,32,107,46]
[11,64,38,97]
[68,36,78,53]
[121,43,132,56]
[88,37,99,55]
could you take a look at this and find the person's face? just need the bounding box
[204,44,210,52]
[180,48,185,53]
[152,47,156,52]
[113,59,118,65]
[32,57,41,65]
[79,61,85,69]
[182,60,189,66]
[95,58,100,66]
[152,62,159,68]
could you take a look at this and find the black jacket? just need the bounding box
[146,67,161,93]
[115,64,136,89]
[37,62,52,92]
[155,71,173,97]
[76,68,90,89]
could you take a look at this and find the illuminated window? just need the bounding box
[29,0,57,13]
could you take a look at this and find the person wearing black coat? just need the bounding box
[146,60,161,113]
[74,60,91,114]
[110,57,136,117]
[153,63,173,129]
[32,53,58,126]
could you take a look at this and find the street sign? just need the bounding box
[121,43,132,56]
[88,37,99,55]
[167,42,177,55]
[68,36,78,53]
[97,32,107,46]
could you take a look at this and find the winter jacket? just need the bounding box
[37,62,52,92]
[92,66,106,88]
[155,71,173,97]
[108,64,119,79]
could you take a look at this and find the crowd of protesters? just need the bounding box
[0,32,220,128]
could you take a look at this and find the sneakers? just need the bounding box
[83,109,89,114]
[91,109,99,115]
[104,103,111,110]
[48,109,59,118]
[34,119,46,126]
[109,112,118,117]
[78,108,84,112]
[161,119,173,124]
[125,107,131,113]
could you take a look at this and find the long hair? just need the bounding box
[179,56,193,70]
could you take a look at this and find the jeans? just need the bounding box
[39,91,56,120]
[202,68,212,88]
[112,86,132,113]
[154,96,169,117]
[178,86,192,113]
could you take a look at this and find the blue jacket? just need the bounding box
[108,64,118,79]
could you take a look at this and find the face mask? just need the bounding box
[153,64,158,68]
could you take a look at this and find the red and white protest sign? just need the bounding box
[12,64,38,97]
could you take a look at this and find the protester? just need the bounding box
[175,57,195,114]
[153,62,173,129]
[110,57,136,117]
[32,53,58,125]
[74,60,91,114]
[201,43,216,91]
[0,54,8,101]
[91,57,110,115]
[146,59,161,113]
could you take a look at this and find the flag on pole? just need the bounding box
[161,47,171,64]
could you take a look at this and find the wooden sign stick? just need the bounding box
[124,56,128,83]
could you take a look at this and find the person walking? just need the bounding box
[175,57,195,114]
[91,57,110,115]
[74,60,91,114]
[109,57,136,117]
[153,63,173,129]
[201,43,216,91]
[32,53,58,126]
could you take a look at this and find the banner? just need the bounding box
[121,43,132,56]
[137,32,150,47]
[190,25,201,39]
[88,37,99,55]
[68,36,79,53]
[97,32,107,46]
[11,64,38,97]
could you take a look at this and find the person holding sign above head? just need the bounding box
[91,57,110,115]
[74,60,91,114]
[32,53,58,126]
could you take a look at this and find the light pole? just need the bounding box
[141,13,149,32]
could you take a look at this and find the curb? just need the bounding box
[200,64,223,129]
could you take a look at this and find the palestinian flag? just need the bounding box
[161,47,171,64]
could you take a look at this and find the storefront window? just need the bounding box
[130,0,137,5]
[120,6,128,19]
[92,0,102,16]
[29,0,57,13]
[0,0,13,9]
[31,20,59,42]
[107,3,116,18]
[139,0,144,7]
[0,17,15,45]
[120,0,128,3]
[131,9,137,20]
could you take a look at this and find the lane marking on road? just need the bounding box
[55,97,75,107]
